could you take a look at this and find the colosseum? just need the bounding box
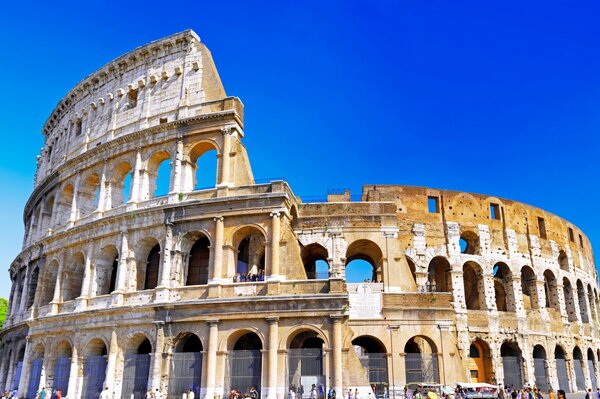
[1,29,599,399]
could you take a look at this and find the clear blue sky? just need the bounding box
[0,0,599,297]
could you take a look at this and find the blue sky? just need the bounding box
[1,0,599,297]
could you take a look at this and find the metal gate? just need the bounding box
[574,359,585,391]
[358,353,388,385]
[533,358,549,391]
[502,356,522,390]
[588,360,597,391]
[229,350,262,395]
[405,353,439,383]
[81,355,107,399]
[53,356,71,395]
[26,358,43,399]
[121,353,151,399]
[556,359,570,392]
[12,361,23,390]
[167,352,202,399]
[288,348,325,398]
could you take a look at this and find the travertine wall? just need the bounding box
[1,30,599,399]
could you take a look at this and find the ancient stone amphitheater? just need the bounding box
[1,30,599,399]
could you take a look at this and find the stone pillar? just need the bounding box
[482,272,497,311]
[104,330,119,394]
[129,149,143,205]
[48,192,61,231]
[535,279,550,321]
[112,232,129,305]
[78,244,94,302]
[556,282,569,323]
[51,253,66,315]
[268,212,281,281]
[36,198,46,239]
[4,346,17,391]
[210,217,224,284]
[66,346,79,399]
[331,315,343,394]
[267,318,279,399]
[17,341,32,397]
[68,173,81,228]
[149,322,165,392]
[511,276,526,318]
[156,223,173,302]
[218,127,233,187]
[18,264,32,313]
[169,138,184,198]
[204,320,219,399]
[96,162,108,213]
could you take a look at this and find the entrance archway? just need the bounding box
[404,336,439,383]
[352,336,388,393]
[500,342,522,390]
[469,340,492,383]
[229,333,263,395]
[288,331,326,398]
[168,334,202,399]
[53,341,72,396]
[532,345,549,391]
[555,346,570,392]
[26,345,43,399]
[81,339,108,399]
[588,349,597,392]
[122,338,152,399]
[573,347,585,391]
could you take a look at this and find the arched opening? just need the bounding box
[555,346,570,392]
[12,345,25,391]
[587,285,598,324]
[62,252,85,301]
[11,274,24,316]
[288,330,325,398]
[234,228,266,281]
[404,336,439,383]
[521,266,539,310]
[26,266,39,309]
[79,173,101,217]
[573,347,585,391]
[588,349,597,391]
[493,263,514,312]
[463,261,484,310]
[345,240,384,283]
[544,270,560,311]
[406,256,417,288]
[563,278,578,322]
[148,151,171,198]
[576,280,590,323]
[190,142,219,190]
[500,342,522,390]
[142,243,161,291]
[459,231,480,255]
[186,236,210,286]
[352,336,388,392]
[110,162,133,208]
[26,345,43,398]
[53,341,72,396]
[532,345,549,391]
[57,184,74,226]
[39,195,54,235]
[469,340,492,383]
[95,246,119,296]
[301,244,329,280]
[427,257,452,293]
[229,332,263,395]
[169,334,203,399]
[40,260,58,306]
[122,337,152,399]
[82,339,108,399]
[558,250,569,271]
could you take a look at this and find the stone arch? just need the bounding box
[79,172,101,217]
[121,333,153,399]
[563,278,578,322]
[345,239,384,283]
[558,250,569,271]
[469,339,493,384]
[123,333,154,355]
[169,333,203,398]
[173,333,204,353]
[189,140,219,190]
[301,243,329,280]
[186,234,211,286]
[427,256,452,293]
[61,252,85,301]
[228,331,263,394]
[39,195,55,235]
[532,344,549,391]
[285,325,330,350]
[57,183,74,226]
[231,225,267,279]
[83,338,108,357]
[573,346,586,391]
[224,328,265,352]
[463,261,485,310]
[136,237,161,291]
[146,150,172,199]
[110,161,133,208]
[404,336,439,383]
[53,340,73,396]
[500,341,523,390]
[521,265,540,310]
[460,230,480,255]
[40,259,59,306]
[287,328,326,395]
[555,345,570,392]
[544,270,560,311]
[95,245,119,296]
[588,348,598,391]
[588,284,598,324]
[406,255,417,287]
[493,262,515,312]
[352,335,388,389]
[576,280,590,323]
[26,265,40,309]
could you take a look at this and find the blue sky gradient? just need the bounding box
[1,0,599,297]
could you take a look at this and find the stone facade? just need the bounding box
[1,30,599,399]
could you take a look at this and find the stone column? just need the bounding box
[267,318,279,399]
[482,272,497,311]
[112,232,129,305]
[96,162,108,214]
[66,346,79,399]
[51,253,66,315]
[68,173,81,228]
[129,149,143,205]
[48,192,61,231]
[78,244,94,301]
[4,346,17,391]
[104,330,119,394]
[156,223,173,302]
[218,127,233,187]
[149,322,165,392]
[36,198,46,238]
[210,217,224,284]
[204,320,219,399]
[17,340,32,397]
[511,276,526,318]
[18,264,32,313]
[268,212,281,281]
[331,315,343,394]
[169,138,184,199]
[556,282,569,323]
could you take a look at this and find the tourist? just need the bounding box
[533,387,543,399]
[99,387,111,399]
[38,387,47,399]
[328,388,336,399]
[383,387,388,399]
[348,388,354,399]
[587,389,593,399]
[548,389,555,399]
[146,388,153,399]
[289,388,296,399]
[557,390,566,399]
[596,388,600,399]
[258,270,265,281]
[249,386,258,399]
[311,385,318,399]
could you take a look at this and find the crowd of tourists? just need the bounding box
[228,386,259,399]
[233,271,265,283]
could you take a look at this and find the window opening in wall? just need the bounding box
[538,217,547,239]
[568,227,574,242]
[490,203,500,220]
[428,196,439,213]
[195,149,218,190]
[127,90,138,108]
[122,172,132,205]
[154,159,171,197]
[346,259,375,283]
[579,234,584,248]
[459,231,480,255]
[75,119,82,136]
[160,117,168,124]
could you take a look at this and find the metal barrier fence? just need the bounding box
[121,353,151,399]
[574,359,585,391]
[53,356,71,395]
[405,353,439,383]
[288,348,325,398]
[502,356,522,390]
[167,352,202,399]
[81,355,107,399]
[26,359,42,399]
[229,350,262,395]
[556,358,570,392]
[533,358,549,391]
